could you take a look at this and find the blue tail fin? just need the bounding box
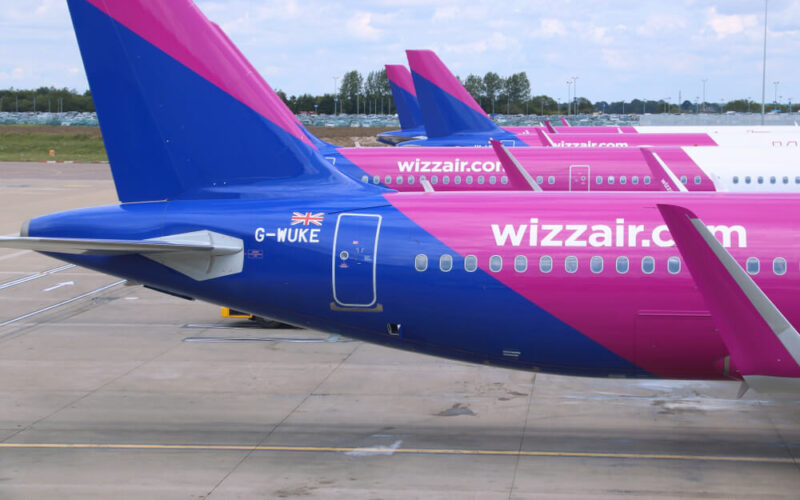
[406,50,502,138]
[385,65,424,131]
[67,0,357,202]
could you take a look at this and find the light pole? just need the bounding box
[773,81,779,108]
[571,76,579,115]
[566,80,572,116]
[761,0,769,124]
[701,79,707,112]
[748,96,752,113]
[332,76,339,114]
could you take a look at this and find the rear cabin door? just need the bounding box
[569,165,590,191]
[332,214,381,308]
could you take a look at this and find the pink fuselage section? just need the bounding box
[386,192,800,379]
[340,147,716,192]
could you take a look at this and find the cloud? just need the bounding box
[11,68,24,79]
[601,49,629,69]
[534,18,567,38]
[706,7,758,39]
[346,12,382,41]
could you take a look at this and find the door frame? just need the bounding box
[569,164,591,192]
[331,213,382,308]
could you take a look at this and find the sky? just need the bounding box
[0,0,798,104]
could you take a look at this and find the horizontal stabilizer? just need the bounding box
[641,148,688,192]
[536,128,555,147]
[657,204,800,393]
[489,140,542,192]
[0,231,243,281]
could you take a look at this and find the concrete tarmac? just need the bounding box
[0,163,799,499]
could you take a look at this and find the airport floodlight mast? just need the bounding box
[572,76,579,115]
[565,80,572,115]
[701,79,707,112]
[761,0,768,124]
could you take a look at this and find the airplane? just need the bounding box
[3,0,799,396]
[398,50,800,147]
[377,65,427,145]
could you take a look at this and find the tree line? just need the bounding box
[1,82,795,116]
[0,87,95,113]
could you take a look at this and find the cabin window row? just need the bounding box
[361,174,703,188]
[415,254,682,275]
[414,255,791,276]
[364,174,515,186]
[732,175,800,185]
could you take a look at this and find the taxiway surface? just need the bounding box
[0,163,798,499]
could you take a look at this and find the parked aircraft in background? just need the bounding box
[3,0,799,396]
[377,65,427,145]
[397,50,800,147]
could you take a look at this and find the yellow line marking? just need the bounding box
[0,443,794,464]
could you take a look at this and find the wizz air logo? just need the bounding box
[397,158,503,174]
[491,218,747,248]
[552,140,628,148]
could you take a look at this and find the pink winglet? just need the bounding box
[560,117,571,127]
[543,120,557,133]
[406,50,487,118]
[657,204,800,378]
[86,0,312,147]
[489,140,541,191]
[385,65,417,97]
[640,148,685,192]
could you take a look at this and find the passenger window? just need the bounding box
[466,176,473,184]
[514,255,527,273]
[489,176,497,185]
[501,176,509,184]
[783,176,789,184]
[745,176,751,184]
[620,176,627,185]
[443,176,450,185]
[667,256,681,274]
[385,175,392,184]
[757,176,764,184]
[644,176,651,185]
[732,176,739,184]
[489,255,503,272]
[396,175,403,185]
[746,257,760,275]
[455,176,462,184]
[641,256,655,274]
[539,255,553,273]
[795,176,800,184]
[414,254,428,272]
[439,254,453,272]
[361,175,369,183]
[536,176,544,184]
[694,176,701,185]
[680,175,687,185]
[632,176,639,185]
[408,175,415,184]
[478,176,485,185]
[596,176,603,185]
[770,176,776,184]
[373,175,380,184]
[608,176,615,185]
[590,256,603,273]
[616,256,629,274]
[773,257,787,276]
[431,175,438,184]
[464,255,478,272]
[548,176,555,185]
[565,256,578,274]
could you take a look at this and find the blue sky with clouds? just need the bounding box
[0,0,798,105]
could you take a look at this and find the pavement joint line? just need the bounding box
[0,264,75,290]
[0,250,32,261]
[0,280,125,328]
[0,443,794,464]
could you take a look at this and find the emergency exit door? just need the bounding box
[570,165,590,191]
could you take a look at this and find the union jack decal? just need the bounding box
[291,212,324,226]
